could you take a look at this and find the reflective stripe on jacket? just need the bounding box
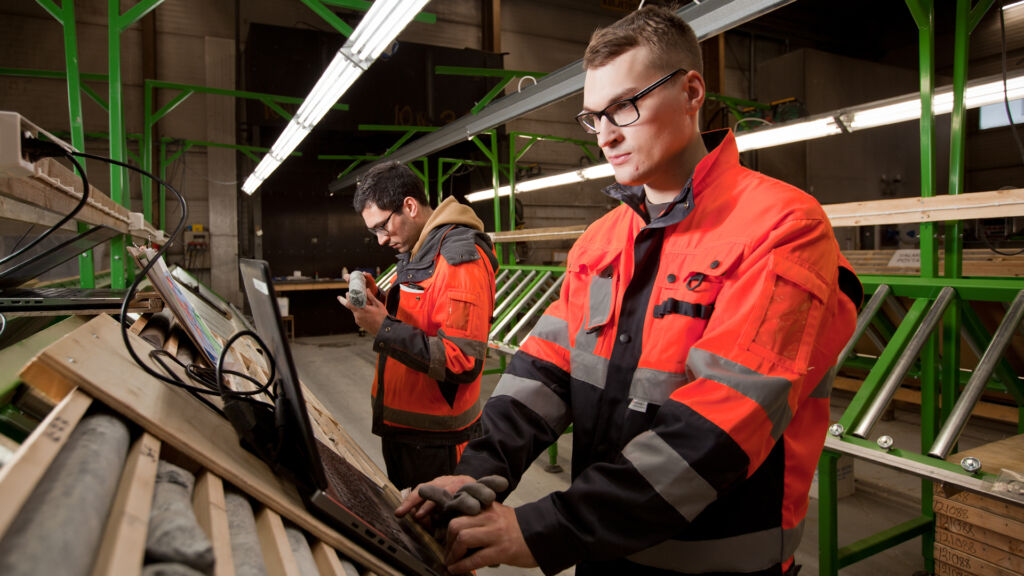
[457,129,861,575]
[372,211,498,442]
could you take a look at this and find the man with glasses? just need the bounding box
[340,160,498,489]
[398,5,862,576]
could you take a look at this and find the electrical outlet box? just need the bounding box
[0,111,75,178]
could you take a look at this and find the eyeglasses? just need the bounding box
[367,209,398,237]
[575,68,687,134]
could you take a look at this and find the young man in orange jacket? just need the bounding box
[339,160,498,490]
[397,6,862,576]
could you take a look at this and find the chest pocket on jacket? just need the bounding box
[397,281,430,327]
[566,245,620,337]
[645,245,743,371]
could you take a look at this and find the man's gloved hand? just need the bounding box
[417,475,509,525]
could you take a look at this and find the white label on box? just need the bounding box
[888,249,921,268]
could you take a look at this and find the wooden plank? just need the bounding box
[0,194,78,232]
[937,512,1024,556]
[825,188,1024,228]
[833,377,1019,426]
[91,432,162,576]
[934,495,1024,540]
[937,486,1024,525]
[275,281,348,292]
[18,315,405,576]
[935,543,1019,576]
[254,506,301,576]
[193,471,235,576]
[948,435,1024,480]
[0,388,92,540]
[0,315,88,401]
[0,157,166,243]
[489,224,589,243]
[935,525,1024,573]
[311,541,348,576]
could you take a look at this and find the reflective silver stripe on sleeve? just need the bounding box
[810,365,838,399]
[587,275,614,329]
[428,336,447,381]
[621,430,716,522]
[438,329,487,360]
[525,314,570,350]
[492,374,571,432]
[570,347,608,391]
[687,348,793,441]
[629,367,689,405]
[627,521,804,572]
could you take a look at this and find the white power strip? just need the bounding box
[0,111,76,178]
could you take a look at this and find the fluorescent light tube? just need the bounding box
[241,0,429,195]
[735,117,842,152]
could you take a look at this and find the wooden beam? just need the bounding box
[0,157,167,243]
[0,388,93,540]
[489,224,588,243]
[19,315,405,575]
[255,506,302,576]
[91,432,162,576]
[488,189,1024,244]
[193,471,235,576]
[825,188,1024,228]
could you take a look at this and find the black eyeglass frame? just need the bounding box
[575,68,687,134]
[367,209,399,237]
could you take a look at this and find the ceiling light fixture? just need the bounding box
[466,71,1024,203]
[241,0,430,195]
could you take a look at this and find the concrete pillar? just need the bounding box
[205,36,240,306]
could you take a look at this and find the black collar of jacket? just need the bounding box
[601,129,729,228]
[394,224,499,285]
[603,179,694,228]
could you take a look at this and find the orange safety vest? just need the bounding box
[372,222,498,442]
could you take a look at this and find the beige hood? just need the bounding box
[411,196,485,256]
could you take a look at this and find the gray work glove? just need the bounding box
[417,475,510,524]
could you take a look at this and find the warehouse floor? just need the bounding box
[292,332,1019,576]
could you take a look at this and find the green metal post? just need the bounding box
[907,2,940,570]
[37,1,96,289]
[818,451,840,576]
[107,0,163,289]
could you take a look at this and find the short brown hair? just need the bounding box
[353,160,428,213]
[583,4,702,75]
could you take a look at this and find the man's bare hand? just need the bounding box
[337,289,387,335]
[445,501,537,574]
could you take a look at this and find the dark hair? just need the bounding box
[583,4,702,75]
[352,160,428,213]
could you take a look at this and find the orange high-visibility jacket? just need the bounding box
[371,197,499,444]
[457,130,862,575]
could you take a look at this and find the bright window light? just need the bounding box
[242,0,430,195]
[980,98,1024,129]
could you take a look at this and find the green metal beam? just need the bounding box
[838,297,932,431]
[859,275,1024,302]
[33,2,98,290]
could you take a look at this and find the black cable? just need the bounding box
[10,224,36,254]
[0,146,89,267]
[1000,5,1024,168]
[978,218,1024,256]
[148,349,227,416]
[66,151,217,409]
[216,329,278,401]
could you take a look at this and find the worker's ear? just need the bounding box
[682,70,706,114]
[404,196,418,218]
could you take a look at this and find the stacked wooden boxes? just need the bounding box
[933,435,1024,576]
